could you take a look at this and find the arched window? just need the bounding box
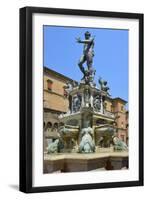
[52,122,58,131]
[46,122,52,131]
[54,123,58,128]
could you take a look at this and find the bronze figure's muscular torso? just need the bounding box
[76,31,95,83]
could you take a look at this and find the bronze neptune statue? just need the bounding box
[76,31,95,84]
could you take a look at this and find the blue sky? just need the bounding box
[43,26,128,102]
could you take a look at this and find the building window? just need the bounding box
[47,79,53,91]
[43,122,45,129]
[126,111,129,120]
[121,122,124,128]
[121,106,124,111]
[121,135,125,142]
[52,123,58,131]
[63,87,68,97]
[46,122,52,131]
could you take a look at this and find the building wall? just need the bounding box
[43,67,74,152]
[44,71,69,113]
[44,91,69,112]
[126,111,129,145]
[113,100,126,113]
[112,99,128,143]
[44,74,65,96]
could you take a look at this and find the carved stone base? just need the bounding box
[44,152,128,173]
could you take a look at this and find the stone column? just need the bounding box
[81,93,85,108]
[100,95,103,113]
[90,94,93,107]
[71,95,73,113]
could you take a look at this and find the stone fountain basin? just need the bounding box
[58,125,79,138]
[95,124,115,136]
[44,152,128,173]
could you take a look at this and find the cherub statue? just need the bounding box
[98,77,110,94]
[73,94,81,112]
[93,95,101,112]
